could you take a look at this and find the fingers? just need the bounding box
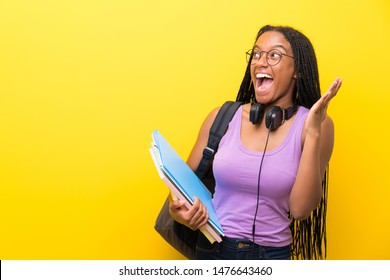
[187,197,209,230]
[325,77,343,100]
[168,197,209,230]
[317,77,343,109]
[169,199,186,211]
[306,77,342,128]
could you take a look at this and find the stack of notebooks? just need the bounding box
[149,129,224,243]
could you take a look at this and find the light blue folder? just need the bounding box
[152,129,224,237]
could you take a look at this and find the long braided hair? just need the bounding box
[236,25,328,259]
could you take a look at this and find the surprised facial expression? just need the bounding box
[250,31,297,106]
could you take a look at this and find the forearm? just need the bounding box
[289,131,323,219]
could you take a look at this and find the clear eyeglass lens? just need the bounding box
[267,50,282,65]
[247,49,283,66]
[246,51,252,63]
[252,51,261,64]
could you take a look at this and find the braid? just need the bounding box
[236,25,328,260]
[287,29,321,108]
[236,63,254,103]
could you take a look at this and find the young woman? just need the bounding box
[169,25,342,260]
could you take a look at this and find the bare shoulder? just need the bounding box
[198,105,224,141]
[322,115,335,134]
[186,105,221,170]
[203,102,246,132]
[204,106,221,127]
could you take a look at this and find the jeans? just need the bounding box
[195,234,290,260]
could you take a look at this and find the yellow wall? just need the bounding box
[1,0,389,260]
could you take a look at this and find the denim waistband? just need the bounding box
[196,234,291,260]
[198,234,277,250]
[221,236,266,249]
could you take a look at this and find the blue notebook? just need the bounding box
[150,129,224,241]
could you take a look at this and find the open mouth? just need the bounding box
[255,73,273,92]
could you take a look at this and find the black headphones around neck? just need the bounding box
[249,103,298,131]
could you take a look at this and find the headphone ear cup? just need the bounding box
[250,103,265,125]
[265,106,283,130]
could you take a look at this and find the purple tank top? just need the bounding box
[212,105,309,246]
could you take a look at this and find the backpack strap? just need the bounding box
[195,101,242,181]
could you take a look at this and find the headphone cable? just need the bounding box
[251,125,272,244]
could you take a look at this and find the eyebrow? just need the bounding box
[254,44,289,52]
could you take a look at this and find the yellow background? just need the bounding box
[1,0,389,260]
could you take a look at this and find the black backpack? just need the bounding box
[154,101,242,259]
[195,101,243,191]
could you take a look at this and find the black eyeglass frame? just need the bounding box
[246,49,294,66]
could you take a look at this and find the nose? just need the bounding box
[256,52,268,67]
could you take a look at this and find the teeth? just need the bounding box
[256,73,272,79]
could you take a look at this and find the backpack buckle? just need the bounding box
[202,146,214,160]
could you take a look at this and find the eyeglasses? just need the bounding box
[246,49,294,66]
